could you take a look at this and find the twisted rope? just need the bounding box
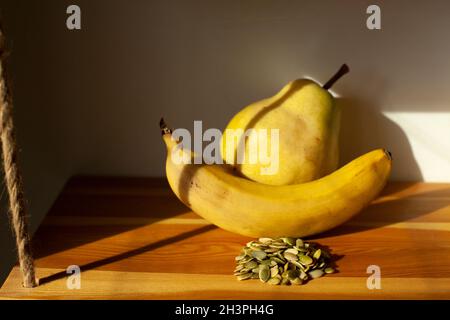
[0,26,37,288]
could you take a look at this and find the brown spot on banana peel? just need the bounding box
[223,188,231,198]
[177,165,201,208]
[188,179,201,196]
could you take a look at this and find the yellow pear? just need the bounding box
[221,64,349,185]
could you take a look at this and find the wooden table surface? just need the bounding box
[1,176,450,299]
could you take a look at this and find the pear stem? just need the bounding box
[322,64,350,90]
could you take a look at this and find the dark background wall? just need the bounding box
[1,0,449,284]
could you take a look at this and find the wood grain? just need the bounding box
[1,176,450,299]
[3,267,450,300]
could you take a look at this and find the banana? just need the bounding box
[161,121,392,238]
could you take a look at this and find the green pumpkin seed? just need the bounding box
[284,248,298,255]
[234,264,244,271]
[259,237,273,243]
[245,261,258,269]
[234,237,336,285]
[259,265,270,282]
[235,254,245,261]
[313,249,321,260]
[272,257,285,265]
[281,237,295,246]
[260,259,271,266]
[324,267,335,274]
[264,247,280,253]
[299,270,308,280]
[270,266,279,277]
[237,273,252,281]
[308,269,324,279]
[240,256,253,264]
[252,250,267,260]
[299,255,313,265]
[277,252,285,261]
[269,244,287,249]
[291,260,304,270]
[290,277,303,285]
[284,252,298,262]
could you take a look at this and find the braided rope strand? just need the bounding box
[0,27,37,288]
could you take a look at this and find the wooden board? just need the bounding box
[1,177,450,299]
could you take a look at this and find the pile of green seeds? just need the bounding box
[234,237,335,285]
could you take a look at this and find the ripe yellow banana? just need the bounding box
[161,122,392,238]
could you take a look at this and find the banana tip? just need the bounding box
[384,149,393,160]
[160,117,172,135]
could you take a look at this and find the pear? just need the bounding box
[221,64,349,185]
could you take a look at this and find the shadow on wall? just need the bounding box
[338,96,423,182]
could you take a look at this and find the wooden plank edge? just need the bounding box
[1,267,450,300]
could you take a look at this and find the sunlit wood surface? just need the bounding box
[1,177,450,299]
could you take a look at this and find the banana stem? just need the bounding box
[160,117,172,135]
[384,149,393,160]
[322,64,350,90]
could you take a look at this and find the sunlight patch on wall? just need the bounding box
[383,111,450,182]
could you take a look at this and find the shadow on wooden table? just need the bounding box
[317,182,450,239]
[38,224,217,285]
[308,243,345,275]
[32,176,193,259]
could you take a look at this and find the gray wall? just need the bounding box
[0,0,72,285]
[1,0,450,284]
